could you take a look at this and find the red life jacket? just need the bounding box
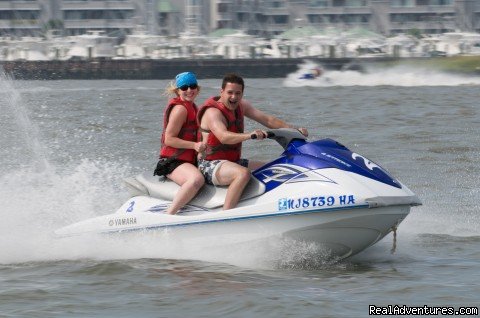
[159,97,198,163]
[197,96,244,162]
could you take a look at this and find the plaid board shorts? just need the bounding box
[198,158,249,185]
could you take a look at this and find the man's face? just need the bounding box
[220,82,243,110]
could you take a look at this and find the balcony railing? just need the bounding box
[389,5,454,14]
[61,1,135,10]
[0,2,40,9]
[309,21,371,28]
[390,20,455,30]
[0,19,40,27]
[63,18,135,29]
[306,6,371,14]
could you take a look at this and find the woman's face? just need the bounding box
[178,84,199,102]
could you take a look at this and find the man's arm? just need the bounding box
[242,100,309,136]
[203,107,263,144]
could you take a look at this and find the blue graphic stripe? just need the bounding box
[103,204,370,234]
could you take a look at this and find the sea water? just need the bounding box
[0,67,479,317]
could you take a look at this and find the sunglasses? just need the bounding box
[179,84,198,91]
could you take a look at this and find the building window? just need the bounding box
[416,0,451,5]
[218,3,229,12]
[310,0,328,7]
[266,1,285,8]
[63,10,133,20]
[430,0,452,5]
[273,15,288,24]
[390,0,414,7]
[0,10,39,20]
[343,14,369,22]
[345,0,367,7]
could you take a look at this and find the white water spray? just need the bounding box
[283,61,480,87]
[0,71,51,172]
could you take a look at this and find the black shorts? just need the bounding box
[153,158,188,176]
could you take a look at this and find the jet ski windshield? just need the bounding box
[290,138,401,188]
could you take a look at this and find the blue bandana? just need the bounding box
[175,72,198,88]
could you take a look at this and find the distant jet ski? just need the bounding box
[299,67,323,80]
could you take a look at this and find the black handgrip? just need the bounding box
[251,132,271,139]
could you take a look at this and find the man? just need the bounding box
[197,73,308,210]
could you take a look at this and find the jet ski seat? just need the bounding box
[124,172,266,209]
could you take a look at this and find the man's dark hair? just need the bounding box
[222,73,244,91]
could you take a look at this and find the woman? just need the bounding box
[154,71,205,215]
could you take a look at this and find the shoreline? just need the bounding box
[1,56,479,80]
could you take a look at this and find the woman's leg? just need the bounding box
[166,163,205,215]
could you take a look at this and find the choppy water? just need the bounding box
[1,67,479,317]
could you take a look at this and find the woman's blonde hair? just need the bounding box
[164,81,178,97]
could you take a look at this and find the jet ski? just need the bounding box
[299,67,323,80]
[297,68,333,85]
[55,129,421,259]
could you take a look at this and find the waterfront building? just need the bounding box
[217,0,480,37]
[178,0,480,37]
[0,0,478,38]
[0,0,46,37]
[60,0,137,36]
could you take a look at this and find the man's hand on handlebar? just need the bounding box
[250,129,268,140]
[296,127,309,137]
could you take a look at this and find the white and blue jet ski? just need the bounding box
[55,129,421,259]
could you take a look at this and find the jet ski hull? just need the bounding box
[55,195,410,259]
[55,130,421,259]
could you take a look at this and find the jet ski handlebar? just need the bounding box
[250,128,307,149]
[250,131,273,139]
